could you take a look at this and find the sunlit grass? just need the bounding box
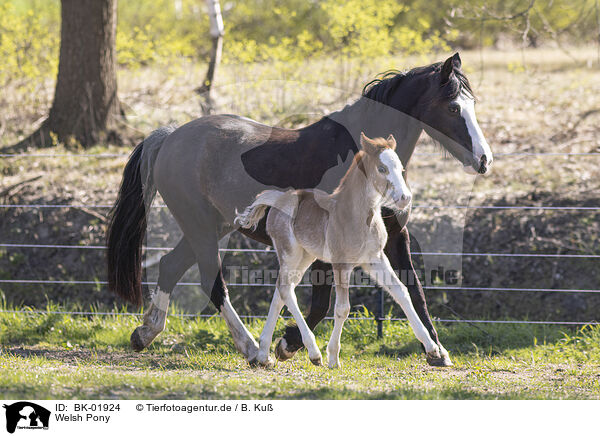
[0,307,599,399]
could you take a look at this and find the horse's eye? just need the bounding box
[378,166,387,174]
[448,103,460,114]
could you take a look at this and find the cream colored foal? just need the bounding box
[236,133,443,368]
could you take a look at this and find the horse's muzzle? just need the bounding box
[477,154,492,174]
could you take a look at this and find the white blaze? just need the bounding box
[379,149,411,206]
[456,93,493,168]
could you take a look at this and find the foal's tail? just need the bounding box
[106,126,176,307]
[235,190,297,231]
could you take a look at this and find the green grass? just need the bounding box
[0,307,599,399]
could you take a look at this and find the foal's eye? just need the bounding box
[377,166,387,174]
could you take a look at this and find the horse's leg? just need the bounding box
[198,240,259,363]
[256,288,283,366]
[275,260,333,361]
[326,265,352,369]
[130,238,196,352]
[385,227,452,366]
[171,200,259,363]
[362,255,441,361]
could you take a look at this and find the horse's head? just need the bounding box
[418,53,492,174]
[364,53,493,174]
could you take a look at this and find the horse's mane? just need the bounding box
[362,62,475,105]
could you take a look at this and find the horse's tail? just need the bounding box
[106,126,176,307]
[235,190,298,231]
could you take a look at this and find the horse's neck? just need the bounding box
[326,96,423,166]
[331,164,382,230]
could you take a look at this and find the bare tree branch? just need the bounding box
[452,0,536,22]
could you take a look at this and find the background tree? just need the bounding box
[197,0,224,115]
[10,0,121,151]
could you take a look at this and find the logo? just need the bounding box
[3,402,50,434]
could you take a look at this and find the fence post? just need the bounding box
[376,287,384,338]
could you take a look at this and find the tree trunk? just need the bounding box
[48,0,121,147]
[197,0,224,115]
[7,0,121,151]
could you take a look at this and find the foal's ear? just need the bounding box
[441,53,461,84]
[386,134,396,150]
[359,132,378,155]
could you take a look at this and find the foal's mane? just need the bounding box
[361,62,475,105]
[332,138,391,195]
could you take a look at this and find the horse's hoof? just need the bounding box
[310,355,323,366]
[249,357,274,368]
[274,338,296,361]
[426,349,453,367]
[130,327,146,352]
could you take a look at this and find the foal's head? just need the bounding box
[358,132,411,211]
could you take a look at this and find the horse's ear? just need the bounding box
[359,132,377,155]
[386,134,396,150]
[441,53,460,85]
[452,52,462,68]
[441,53,460,84]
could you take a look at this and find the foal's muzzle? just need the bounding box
[393,193,412,211]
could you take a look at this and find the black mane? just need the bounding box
[362,61,475,105]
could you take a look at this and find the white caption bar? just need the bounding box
[1,400,598,436]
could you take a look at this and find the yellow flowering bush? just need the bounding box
[0,2,59,92]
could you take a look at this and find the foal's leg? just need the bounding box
[276,260,333,361]
[256,289,283,365]
[276,252,322,365]
[362,255,441,360]
[384,227,452,366]
[326,265,352,369]
[131,238,196,352]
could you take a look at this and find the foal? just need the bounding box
[236,133,442,368]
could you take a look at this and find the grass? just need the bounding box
[1,307,599,399]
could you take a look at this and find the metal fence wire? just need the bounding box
[1,151,599,329]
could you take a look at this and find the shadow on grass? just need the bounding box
[225,386,518,400]
[3,347,240,372]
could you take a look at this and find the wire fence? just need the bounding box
[1,243,599,258]
[1,149,599,328]
[1,151,600,158]
[2,278,600,296]
[0,308,598,326]
[1,203,600,211]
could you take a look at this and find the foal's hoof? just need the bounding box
[426,348,453,367]
[130,327,147,352]
[328,361,342,369]
[261,357,275,368]
[274,338,296,362]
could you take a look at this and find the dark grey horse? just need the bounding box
[106,53,492,366]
